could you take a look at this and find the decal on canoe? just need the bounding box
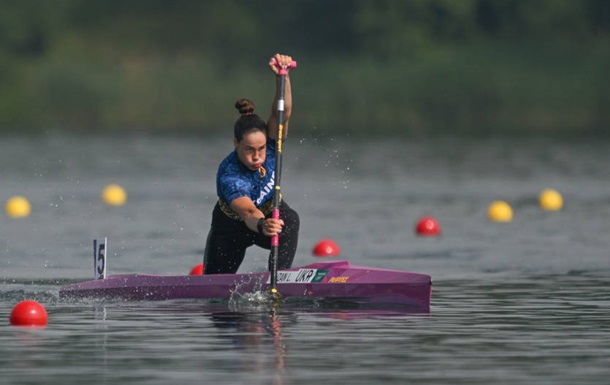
[268,269,328,284]
[328,276,349,283]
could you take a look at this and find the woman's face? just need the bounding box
[235,130,267,171]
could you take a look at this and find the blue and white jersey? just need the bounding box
[217,138,277,210]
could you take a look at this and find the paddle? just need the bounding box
[269,57,297,300]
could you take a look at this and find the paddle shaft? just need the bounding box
[269,59,296,294]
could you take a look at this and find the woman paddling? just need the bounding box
[203,53,299,274]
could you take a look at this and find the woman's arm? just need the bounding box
[230,197,284,236]
[267,53,293,140]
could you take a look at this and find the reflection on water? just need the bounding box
[210,309,288,385]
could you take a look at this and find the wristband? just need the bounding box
[257,218,265,234]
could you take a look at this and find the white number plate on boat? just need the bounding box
[267,269,323,284]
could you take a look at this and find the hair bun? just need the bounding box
[235,98,256,115]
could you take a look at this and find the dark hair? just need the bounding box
[233,98,267,141]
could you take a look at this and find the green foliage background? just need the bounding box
[1,0,609,136]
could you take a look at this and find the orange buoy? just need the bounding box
[102,184,127,206]
[415,216,441,236]
[312,239,341,257]
[539,189,563,211]
[5,195,31,218]
[10,300,48,327]
[189,263,204,275]
[488,201,513,222]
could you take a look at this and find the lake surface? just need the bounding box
[1,134,609,384]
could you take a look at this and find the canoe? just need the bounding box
[59,260,432,309]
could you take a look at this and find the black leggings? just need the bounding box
[203,200,300,274]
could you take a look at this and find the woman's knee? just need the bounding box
[281,205,300,230]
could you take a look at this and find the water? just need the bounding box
[1,134,610,384]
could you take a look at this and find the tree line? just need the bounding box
[1,0,609,135]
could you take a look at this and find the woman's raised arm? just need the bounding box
[267,53,293,139]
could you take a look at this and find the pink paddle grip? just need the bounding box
[272,208,280,220]
[271,58,297,75]
[271,208,280,246]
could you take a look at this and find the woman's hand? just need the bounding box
[269,53,293,75]
[260,218,284,236]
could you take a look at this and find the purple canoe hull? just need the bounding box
[59,260,432,309]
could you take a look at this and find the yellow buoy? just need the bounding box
[5,195,31,218]
[539,188,563,211]
[488,200,513,222]
[102,184,127,206]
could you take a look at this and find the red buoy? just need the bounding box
[10,300,48,327]
[189,263,204,275]
[415,216,441,236]
[312,239,341,257]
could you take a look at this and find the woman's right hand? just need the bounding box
[260,218,284,236]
